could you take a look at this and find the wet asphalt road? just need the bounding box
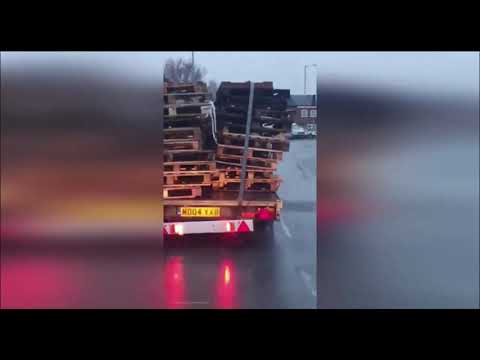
[317,135,479,309]
[1,140,317,309]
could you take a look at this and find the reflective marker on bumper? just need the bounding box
[163,220,253,235]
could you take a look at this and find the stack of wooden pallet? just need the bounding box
[163,82,216,199]
[212,82,291,192]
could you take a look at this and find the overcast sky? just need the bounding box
[2,51,478,97]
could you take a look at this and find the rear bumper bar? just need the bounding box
[163,219,254,235]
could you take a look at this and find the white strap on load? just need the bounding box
[208,100,218,145]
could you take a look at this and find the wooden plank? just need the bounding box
[163,186,202,199]
[164,173,212,186]
[216,168,275,180]
[223,128,288,141]
[164,103,211,117]
[164,128,202,150]
[164,182,211,188]
[165,170,215,177]
[164,127,201,140]
[215,157,277,170]
[212,178,281,192]
[165,92,209,96]
[164,93,210,105]
[164,139,200,151]
[217,144,284,161]
[164,113,209,120]
[164,102,211,109]
[165,83,207,94]
[221,131,289,152]
[164,161,216,173]
[219,123,290,137]
[164,150,214,162]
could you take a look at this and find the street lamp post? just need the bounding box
[304,64,317,94]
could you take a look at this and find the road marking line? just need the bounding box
[299,270,317,298]
[279,216,292,238]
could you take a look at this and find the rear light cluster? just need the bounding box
[236,221,250,233]
[168,224,183,236]
[241,208,275,221]
[225,221,250,233]
[164,220,252,236]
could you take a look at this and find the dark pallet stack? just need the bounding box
[212,82,291,192]
[163,82,216,199]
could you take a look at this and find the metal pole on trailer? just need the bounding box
[237,81,255,205]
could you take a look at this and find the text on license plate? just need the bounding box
[180,207,220,217]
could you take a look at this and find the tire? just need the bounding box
[240,221,274,248]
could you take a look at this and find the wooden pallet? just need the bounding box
[217,144,283,161]
[221,130,289,151]
[223,126,288,140]
[164,92,210,105]
[164,127,201,141]
[218,122,290,137]
[164,161,216,173]
[165,83,208,94]
[164,103,211,116]
[216,82,274,101]
[164,150,214,162]
[212,178,281,192]
[164,139,201,151]
[163,186,202,199]
[164,127,203,151]
[164,113,210,121]
[164,172,212,186]
[216,111,289,126]
[215,157,278,171]
[215,169,276,182]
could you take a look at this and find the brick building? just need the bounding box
[287,95,317,126]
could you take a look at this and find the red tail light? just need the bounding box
[237,221,251,233]
[256,208,275,221]
[241,212,256,219]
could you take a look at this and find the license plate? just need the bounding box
[179,207,220,217]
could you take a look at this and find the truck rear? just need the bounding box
[163,191,282,237]
[162,81,290,242]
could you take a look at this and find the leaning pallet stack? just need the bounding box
[212,82,291,192]
[163,82,216,199]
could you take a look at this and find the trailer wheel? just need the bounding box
[242,221,274,248]
[255,221,273,233]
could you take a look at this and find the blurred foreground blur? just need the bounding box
[316,74,479,308]
[1,55,164,243]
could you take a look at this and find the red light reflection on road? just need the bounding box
[163,256,185,309]
[0,256,81,309]
[216,260,237,309]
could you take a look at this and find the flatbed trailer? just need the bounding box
[163,191,281,236]
[162,81,286,240]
